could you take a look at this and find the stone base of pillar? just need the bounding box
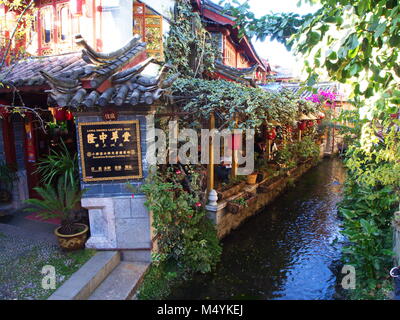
[81,195,152,262]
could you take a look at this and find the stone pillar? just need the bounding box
[75,111,152,262]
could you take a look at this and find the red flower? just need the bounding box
[195,202,202,207]
[175,169,182,174]
[188,215,193,219]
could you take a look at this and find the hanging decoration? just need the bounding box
[298,121,307,131]
[266,127,277,140]
[25,120,36,163]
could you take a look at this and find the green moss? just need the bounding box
[0,246,96,300]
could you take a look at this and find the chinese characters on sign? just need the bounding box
[78,121,142,182]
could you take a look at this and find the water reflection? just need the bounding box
[169,158,346,300]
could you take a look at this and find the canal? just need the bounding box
[169,158,347,300]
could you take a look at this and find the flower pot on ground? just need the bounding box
[24,177,88,251]
[246,173,258,185]
[54,223,89,251]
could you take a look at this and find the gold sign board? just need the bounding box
[78,120,143,182]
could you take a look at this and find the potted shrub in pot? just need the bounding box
[226,192,257,214]
[25,178,88,251]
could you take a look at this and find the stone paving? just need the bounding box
[0,212,94,300]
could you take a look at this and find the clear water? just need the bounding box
[169,158,346,300]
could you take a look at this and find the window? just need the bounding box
[58,5,70,41]
[133,3,163,60]
[41,6,53,44]
[224,37,237,68]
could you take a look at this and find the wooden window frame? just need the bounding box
[133,2,163,59]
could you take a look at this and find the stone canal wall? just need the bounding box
[208,161,316,239]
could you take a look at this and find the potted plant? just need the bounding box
[216,176,246,200]
[226,192,257,214]
[246,172,258,185]
[0,161,18,203]
[25,178,88,251]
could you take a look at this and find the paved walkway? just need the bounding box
[0,210,61,300]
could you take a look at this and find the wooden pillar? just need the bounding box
[231,113,238,178]
[2,114,16,168]
[207,113,215,193]
[298,129,302,142]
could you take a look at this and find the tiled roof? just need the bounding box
[260,82,342,99]
[0,34,178,108]
[0,52,87,87]
[215,60,258,86]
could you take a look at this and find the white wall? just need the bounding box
[101,0,134,52]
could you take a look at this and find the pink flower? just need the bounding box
[131,194,135,199]
[175,170,182,174]
[195,202,202,207]
[188,215,193,219]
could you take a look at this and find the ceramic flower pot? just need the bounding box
[54,223,89,251]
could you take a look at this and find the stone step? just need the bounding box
[88,261,150,300]
[48,251,120,300]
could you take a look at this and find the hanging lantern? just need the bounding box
[390,113,399,119]
[307,120,315,127]
[298,121,307,131]
[266,128,277,140]
[228,134,242,150]
[53,107,66,121]
[66,110,74,121]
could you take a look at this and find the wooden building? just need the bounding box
[0,0,271,209]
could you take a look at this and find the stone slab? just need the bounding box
[88,261,150,300]
[48,251,120,300]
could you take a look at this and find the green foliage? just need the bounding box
[274,137,320,168]
[35,140,79,187]
[172,78,320,129]
[164,0,217,78]
[24,178,86,234]
[339,176,398,297]
[231,197,248,207]
[218,0,312,49]
[293,136,320,162]
[275,144,296,167]
[139,167,222,275]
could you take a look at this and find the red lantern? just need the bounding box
[266,128,277,140]
[66,110,74,121]
[53,107,66,121]
[228,134,242,150]
[307,120,314,127]
[390,113,399,119]
[298,121,307,131]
